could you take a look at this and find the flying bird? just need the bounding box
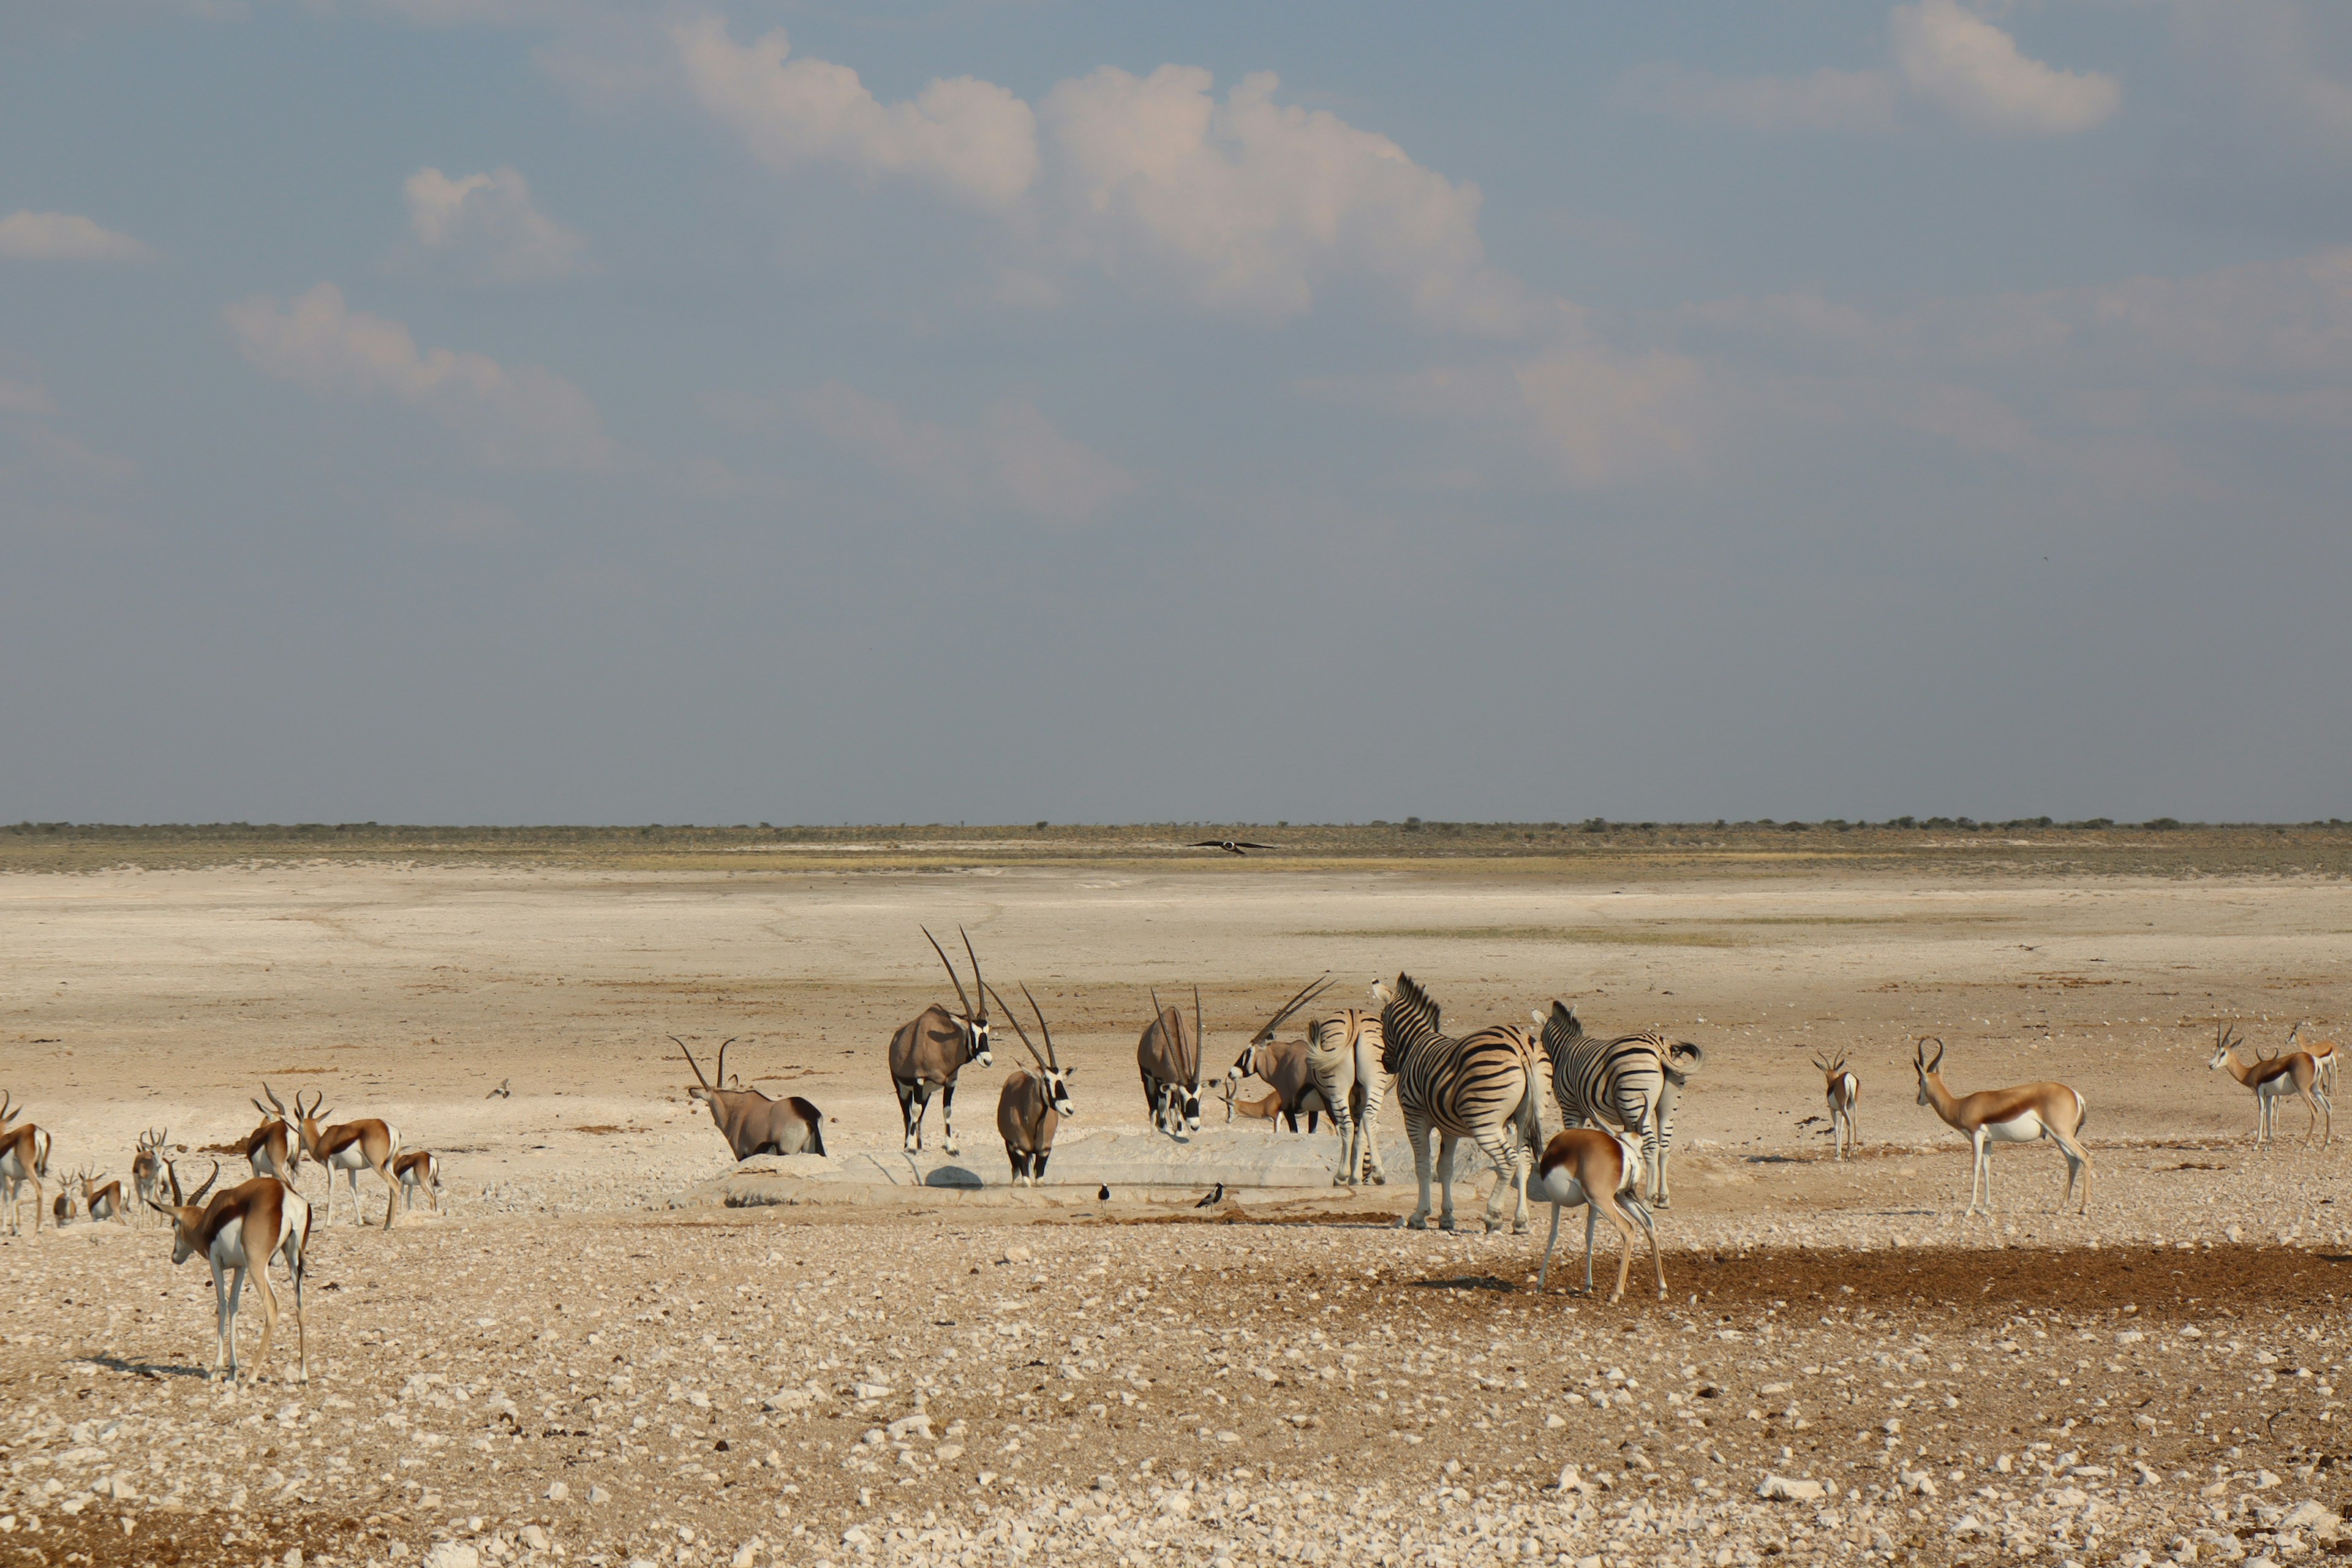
[1196,1183,1226,1208]
[1189,840,1280,856]
[486,1078,511,1099]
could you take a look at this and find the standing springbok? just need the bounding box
[147,1160,312,1384]
[292,1090,403,1229]
[394,1150,445,1214]
[132,1128,168,1218]
[676,1037,827,1159]
[1539,1005,1703,1208]
[991,983,1075,1186]
[1531,1126,1666,1303]
[2209,1024,2331,1148]
[889,927,995,1154]
[244,1086,305,1184]
[2286,1022,2340,1098]
[1308,988,1391,1186]
[1136,989,1205,1138]
[1912,1038,2092,1218]
[1376,974,1545,1234]
[74,1167,125,1224]
[1814,1053,1860,1160]
[0,1093,51,1235]
[1219,977,1340,1133]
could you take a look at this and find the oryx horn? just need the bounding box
[1251,972,1335,1044]
[672,1035,714,1088]
[923,925,976,1020]
[986,982,1048,1071]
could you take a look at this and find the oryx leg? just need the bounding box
[1399,1114,1435,1231]
[940,1079,960,1156]
[1033,1147,1050,1183]
[895,1079,929,1152]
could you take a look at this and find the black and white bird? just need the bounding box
[486,1078,511,1100]
[1098,1184,1112,1202]
[1196,1182,1226,1208]
[1189,840,1280,856]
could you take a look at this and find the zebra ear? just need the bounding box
[1531,1009,1545,1026]
[1371,982,1392,1004]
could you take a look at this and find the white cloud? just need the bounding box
[674,17,1038,211]
[1616,63,1900,133]
[1890,0,2120,135]
[225,282,610,470]
[801,382,1137,526]
[404,165,589,282]
[0,211,154,262]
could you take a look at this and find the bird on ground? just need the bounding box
[1098,1185,1112,1202]
[1196,1183,1226,1208]
[1189,840,1279,856]
[486,1079,511,1099]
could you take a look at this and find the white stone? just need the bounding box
[1758,1476,1825,1502]
[2280,1502,2340,1538]
[421,1545,481,1568]
[588,1485,612,1504]
[519,1525,549,1551]
[543,1481,568,1502]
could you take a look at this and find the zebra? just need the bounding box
[1374,973,1545,1234]
[1537,1001,1705,1209]
[1306,1001,1389,1186]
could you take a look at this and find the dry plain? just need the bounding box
[6,831,2352,1568]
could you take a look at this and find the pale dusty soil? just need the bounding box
[4,864,2352,1568]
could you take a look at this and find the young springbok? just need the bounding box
[292,1090,404,1229]
[394,1150,445,1215]
[1531,1126,1666,1303]
[1814,1054,1860,1160]
[147,1160,312,1384]
[2286,1022,2340,1098]
[2209,1024,2331,1148]
[1912,1038,2092,1218]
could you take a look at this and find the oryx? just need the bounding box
[676,1036,828,1160]
[1137,987,1205,1138]
[888,926,994,1153]
[992,982,1075,1186]
[1218,976,1340,1132]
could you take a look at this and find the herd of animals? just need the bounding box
[0,923,2343,1384]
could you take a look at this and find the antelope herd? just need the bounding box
[2,925,2347,1381]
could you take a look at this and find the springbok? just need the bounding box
[2286,1022,2340,1098]
[52,1187,74,1227]
[1814,1053,1860,1160]
[74,1166,125,1224]
[1912,1038,2092,1218]
[147,1160,312,1384]
[0,1095,51,1235]
[675,1037,827,1159]
[1307,987,1391,1186]
[394,1150,445,1214]
[244,1085,305,1184]
[1531,1126,1665,1303]
[1219,1082,1286,1123]
[1136,988,1205,1138]
[1219,977,1340,1133]
[292,1090,404,1229]
[2209,1024,2331,1148]
[991,983,1075,1186]
[889,927,995,1154]
[132,1127,168,1217]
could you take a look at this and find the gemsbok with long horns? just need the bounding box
[394,1150,446,1214]
[1136,988,1205,1138]
[1912,1037,2092,1218]
[291,1090,404,1229]
[1815,1052,1860,1161]
[245,1085,306,1184]
[2209,1024,2331,1148]
[1219,976,1340,1133]
[148,1159,312,1384]
[1377,973,1544,1234]
[1307,989,1390,1185]
[1531,1126,1666,1303]
[675,1036,827,1159]
[992,982,1076,1186]
[132,1127,169,1218]
[1539,1004,1704,1208]
[889,927,995,1154]
[2286,1021,2340,1098]
[0,1093,51,1235]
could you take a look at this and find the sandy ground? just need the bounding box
[4,862,2352,1568]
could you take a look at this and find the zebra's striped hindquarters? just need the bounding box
[1377,974,1544,1234]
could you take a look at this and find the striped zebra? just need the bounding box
[1306,1005,1389,1186]
[1376,974,1545,1234]
[1537,1001,1705,1209]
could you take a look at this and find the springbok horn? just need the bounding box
[715,1038,739,1088]
[253,1098,274,1118]
[165,1159,184,1206]
[962,927,986,1022]
[263,1082,288,1115]
[985,982,1046,1071]
[189,1159,221,1205]
[0,1090,12,1125]
[671,1035,712,1089]
[1022,984,1060,1071]
[923,927,974,1020]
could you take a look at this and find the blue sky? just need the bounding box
[6,1,2351,824]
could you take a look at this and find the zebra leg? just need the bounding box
[1436,1131,1463,1232]
[1399,1114,1434,1230]
[1363,1072,1391,1185]
[1471,1129,1520,1235]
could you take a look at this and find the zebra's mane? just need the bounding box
[1382,973,1445,1049]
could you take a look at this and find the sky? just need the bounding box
[5,0,2351,826]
